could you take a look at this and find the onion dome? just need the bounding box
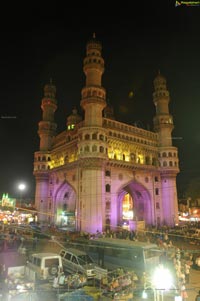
[103,100,115,120]
[67,107,82,130]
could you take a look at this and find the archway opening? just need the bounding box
[55,182,76,229]
[117,181,152,230]
[121,193,134,229]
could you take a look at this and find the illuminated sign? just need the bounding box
[175,1,200,6]
[1,193,16,208]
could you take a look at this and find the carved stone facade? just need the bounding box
[33,36,179,233]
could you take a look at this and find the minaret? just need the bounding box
[153,72,179,226]
[80,33,107,126]
[33,80,57,222]
[153,72,174,146]
[77,35,108,233]
[38,80,57,151]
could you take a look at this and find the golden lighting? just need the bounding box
[108,151,113,159]
[67,124,75,130]
[137,154,144,164]
[49,160,55,169]
[69,153,76,163]
[128,91,134,98]
[60,157,64,165]
[122,193,134,220]
[108,147,130,162]
[126,155,130,162]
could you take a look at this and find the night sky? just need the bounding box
[0,1,199,200]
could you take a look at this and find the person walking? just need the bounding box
[52,273,59,288]
[184,262,190,284]
[180,284,188,300]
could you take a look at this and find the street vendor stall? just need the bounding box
[4,266,35,300]
[100,268,138,299]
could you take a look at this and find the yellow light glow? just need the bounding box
[137,154,144,164]
[152,265,172,290]
[128,91,134,98]
[60,157,64,165]
[108,151,113,159]
[49,160,55,169]
[126,155,130,162]
[69,154,75,163]
[67,124,75,130]
[122,193,134,220]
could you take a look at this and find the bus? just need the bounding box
[87,238,161,278]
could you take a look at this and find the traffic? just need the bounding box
[0,222,199,300]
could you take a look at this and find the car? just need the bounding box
[59,248,106,279]
[27,252,63,281]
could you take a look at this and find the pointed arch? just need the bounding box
[116,180,153,226]
[54,180,77,227]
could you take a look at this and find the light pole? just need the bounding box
[18,183,26,208]
[142,285,156,300]
[152,265,181,301]
[152,265,172,301]
[142,265,182,301]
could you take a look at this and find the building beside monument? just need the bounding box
[33,36,179,233]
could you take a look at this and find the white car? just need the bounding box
[27,252,63,281]
[59,248,107,279]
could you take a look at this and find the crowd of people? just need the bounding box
[0,222,200,300]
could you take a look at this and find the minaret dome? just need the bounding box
[43,80,57,101]
[86,32,102,52]
[153,71,167,88]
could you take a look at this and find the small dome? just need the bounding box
[67,107,82,127]
[103,100,115,120]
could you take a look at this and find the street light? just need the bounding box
[142,265,182,301]
[152,265,172,301]
[18,183,26,208]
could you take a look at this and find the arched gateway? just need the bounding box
[117,181,152,229]
[50,180,153,232]
[34,36,179,233]
[54,182,76,228]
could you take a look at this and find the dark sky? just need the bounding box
[0,1,200,199]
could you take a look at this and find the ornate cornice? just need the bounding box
[34,172,49,181]
[79,157,107,169]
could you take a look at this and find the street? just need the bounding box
[187,268,200,301]
[0,237,199,300]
